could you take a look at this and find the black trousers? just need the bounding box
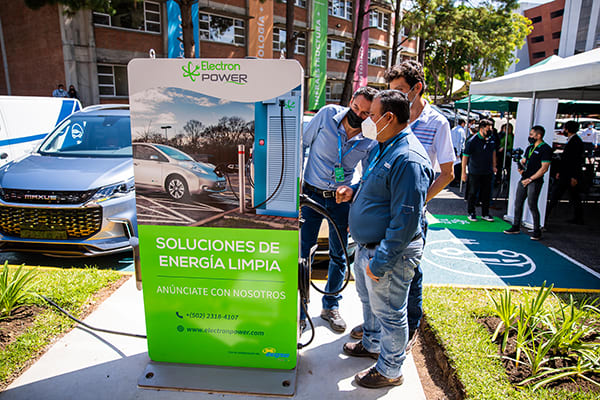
[548,177,583,221]
[467,173,492,216]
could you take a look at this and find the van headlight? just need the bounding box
[90,177,135,203]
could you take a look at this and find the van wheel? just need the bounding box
[166,175,190,202]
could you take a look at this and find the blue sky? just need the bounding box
[130,87,254,140]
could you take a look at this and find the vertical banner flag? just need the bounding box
[248,0,274,58]
[353,0,370,92]
[167,0,199,58]
[309,0,327,111]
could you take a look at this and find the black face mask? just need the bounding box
[346,108,363,129]
[528,136,536,144]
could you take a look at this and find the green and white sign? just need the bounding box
[308,0,327,111]
[127,59,303,369]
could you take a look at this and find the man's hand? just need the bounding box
[571,178,578,187]
[461,171,467,182]
[556,173,560,180]
[493,167,498,174]
[336,186,354,203]
[522,178,532,187]
[366,262,379,282]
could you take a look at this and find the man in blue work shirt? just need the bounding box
[301,86,378,332]
[335,90,433,388]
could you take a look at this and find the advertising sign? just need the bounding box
[167,0,199,58]
[128,59,303,369]
[353,0,370,91]
[308,0,327,110]
[248,0,274,58]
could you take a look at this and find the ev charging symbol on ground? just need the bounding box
[422,238,536,278]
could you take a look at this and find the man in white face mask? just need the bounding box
[301,86,378,333]
[349,60,455,351]
[335,90,434,388]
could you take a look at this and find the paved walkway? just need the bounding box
[1,277,425,400]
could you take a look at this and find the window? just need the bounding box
[531,35,544,43]
[550,9,564,19]
[273,28,306,54]
[327,39,352,61]
[328,0,353,20]
[281,0,306,7]
[552,31,561,39]
[553,48,559,55]
[532,51,546,59]
[199,13,245,45]
[530,16,542,24]
[368,48,388,67]
[370,10,390,31]
[92,0,161,33]
[326,81,343,102]
[97,64,128,97]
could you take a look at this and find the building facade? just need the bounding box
[0,0,417,108]
[524,0,565,64]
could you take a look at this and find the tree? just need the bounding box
[173,0,198,58]
[340,0,369,106]
[183,120,203,148]
[25,0,132,15]
[403,0,530,102]
[285,0,296,59]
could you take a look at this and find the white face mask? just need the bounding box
[361,114,389,141]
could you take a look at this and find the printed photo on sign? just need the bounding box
[130,87,300,230]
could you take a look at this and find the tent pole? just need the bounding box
[460,95,472,193]
[530,91,537,128]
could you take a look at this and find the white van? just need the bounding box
[0,96,81,166]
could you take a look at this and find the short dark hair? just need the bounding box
[352,86,379,102]
[384,60,426,95]
[564,120,580,134]
[376,90,410,124]
[531,125,545,137]
[479,119,493,129]
[458,118,466,125]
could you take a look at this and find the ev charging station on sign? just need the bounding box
[128,59,303,395]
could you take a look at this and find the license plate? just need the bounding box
[20,225,68,240]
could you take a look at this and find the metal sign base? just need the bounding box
[138,361,297,397]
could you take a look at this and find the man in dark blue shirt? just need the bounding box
[505,125,553,240]
[461,119,497,222]
[335,90,433,388]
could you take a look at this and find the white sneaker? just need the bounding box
[467,214,477,222]
[482,215,494,222]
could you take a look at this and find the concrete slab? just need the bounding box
[1,277,426,400]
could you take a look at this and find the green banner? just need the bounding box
[308,0,327,111]
[140,225,299,369]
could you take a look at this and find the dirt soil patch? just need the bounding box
[480,316,600,393]
[0,275,130,378]
[412,318,465,400]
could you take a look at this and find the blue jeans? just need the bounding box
[354,239,424,379]
[406,218,428,333]
[300,188,349,319]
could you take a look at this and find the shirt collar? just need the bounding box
[333,107,349,128]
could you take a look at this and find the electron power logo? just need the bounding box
[182,61,247,85]
[262,347,290,359]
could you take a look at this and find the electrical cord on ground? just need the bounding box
[224,170,240,201]
[297,299,315,349]
[299,194,351,297]
[39,294,147,339]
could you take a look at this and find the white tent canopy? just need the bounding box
[470,48,600,100]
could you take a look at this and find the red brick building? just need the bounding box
[524,0,565,64]
[0,0,417,107]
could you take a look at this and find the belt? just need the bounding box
[304,183,337,199]
[362,232,422,250]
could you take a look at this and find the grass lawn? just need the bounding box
[0,267,123,389]
[423,286,600,400]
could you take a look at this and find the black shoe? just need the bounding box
[468,214,477,222]
[350,324,363,340]
[355,367,404,389]
[504,225,520,234]
[321,308,346,332]
[343,341,379,360]
[530,230,542,241]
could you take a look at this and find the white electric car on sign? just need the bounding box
[132,143,226,201]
